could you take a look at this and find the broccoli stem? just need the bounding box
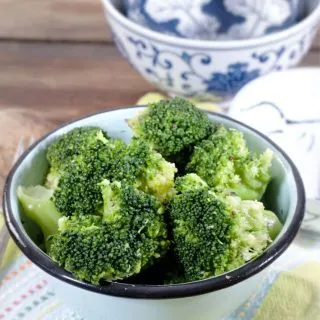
[263,210,282,240]
[230,184,261,201]
[99,179,121,223]
[17,186,62,240]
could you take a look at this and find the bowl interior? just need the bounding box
[4,107,303,298]
[111,0,320,32]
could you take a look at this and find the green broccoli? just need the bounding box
[52,137,127,216]
[47,126,109,170]
[187,125,273,200]
[170,174,281,281]
[128,97,213,161]
[18,181,170,284]
[52,135,176,216]
[45,127,110,189]
[127,138,177,202]
[16,110,280,286]
[175,173,208,194]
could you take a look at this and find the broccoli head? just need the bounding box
[45,127,110,189]
[52,137,127,216]
[52,136,176,216]
[51,181,169,283]
[18,181,170,284]
[127,138,177,202]
[170,174,281,281]
[128,97,213,159]
[47,126,109,170]
[187,125,273,200]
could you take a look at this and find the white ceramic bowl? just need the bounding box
[102,0,320,102]
[4,107,304,320]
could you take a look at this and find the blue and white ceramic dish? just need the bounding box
[103,0,320,101]
[124,0,303,40]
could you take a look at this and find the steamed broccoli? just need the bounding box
[47,126,109,170]
[128,97,213,161]
[187,125,273,200]
[16,97,281,286]
[175,173,208,194]
[18,181,170,284]
[50,130,176,216]
[52,137,127,216]
[128,139,177,202]
[170,174,281,281]
[45,127,110,189]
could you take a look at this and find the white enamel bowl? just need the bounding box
[4,107,305,320]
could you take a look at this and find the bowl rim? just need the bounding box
[3,106,305,299]
[103,0,320,49]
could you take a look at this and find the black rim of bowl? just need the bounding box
[3,106,305,299]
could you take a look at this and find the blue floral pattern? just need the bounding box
[127,36,263,98]
[112,28,315,99]
[204,63,260,95]
[124,0,300,40]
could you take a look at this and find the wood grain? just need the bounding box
[0,109,56,196]
[0,41,318,123]
[0,0,110,41]
[0,42,153,124]
[302,49,320,65]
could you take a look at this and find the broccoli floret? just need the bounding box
[47,127,109,171]
[128,97,213,160]
[140,151,176,202]
[127,138,177,202]
[187,125,273,200]
[17,185,62,240]
[222,196,274,272]
[45,127,110,189]
[52,137,176,216]
[52,137,127,216]
[170,188,232,281]
[234,149,273,200]
[48,181,170,284]
[170,175,280,281]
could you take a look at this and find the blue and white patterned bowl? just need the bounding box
[123,0,303,40]
[103,0,320,101]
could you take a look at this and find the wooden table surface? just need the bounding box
[0,0,319,189]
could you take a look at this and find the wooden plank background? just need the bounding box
[0,42,153,123]
[0,0,319,45]
[0,0,111,41]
